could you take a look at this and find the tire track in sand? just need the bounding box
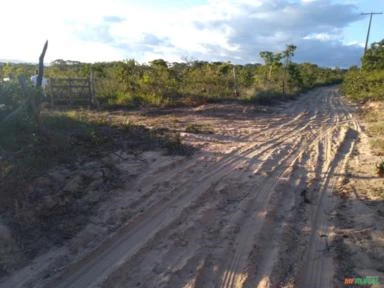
[26,86,357,288]
[42,104,313,288]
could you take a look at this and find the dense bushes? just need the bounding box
[341,40,384,102]
[342,69,384,101]
[92,60,343,107]
[0,81,24,120]
[1,56,344,109]
[341,39,384,157]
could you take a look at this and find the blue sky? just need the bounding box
[1,0,383,67]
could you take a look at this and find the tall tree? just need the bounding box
[282,45,297,66]
[259,51,282,80]
[282,44,297,95]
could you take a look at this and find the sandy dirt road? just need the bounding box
[1,86,362,288]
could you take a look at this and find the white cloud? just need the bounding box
[346,41,365,47]
[0,0,364,66]
[304,33,338,41]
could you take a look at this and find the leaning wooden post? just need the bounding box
[35,40,48,129]
[36,41,48,88]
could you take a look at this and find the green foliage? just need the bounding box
[283,45,297,64]
[46,59,90,78]
[1,46,344,109]
[281,45,297,94]
[362,40,384,71]
[342,39,384,102]
[0,63,35,81]
[245,90,286,105]
[341,69,384,101]
[257,45,343,96]
[287,63,303,92]
[259,51,282,81]
[0,81,24,118]
[0,108,36,153]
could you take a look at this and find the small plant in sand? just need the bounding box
[185,123,213,134]
[376,159,384,177]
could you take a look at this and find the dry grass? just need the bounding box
[362,102,384,156]
[0,108,195,213]
[0,107,196,276]
[371,187,384,198]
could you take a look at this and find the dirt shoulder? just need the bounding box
[335,101,384,285]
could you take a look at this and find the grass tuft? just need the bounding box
[376,159,384,177]
[185,123,214,134]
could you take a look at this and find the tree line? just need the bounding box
[1,44,344,110]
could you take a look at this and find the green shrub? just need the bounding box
[0,81,25,120]
[342,40,384,102]
[245,90,291,105]
[341,70,384,102]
